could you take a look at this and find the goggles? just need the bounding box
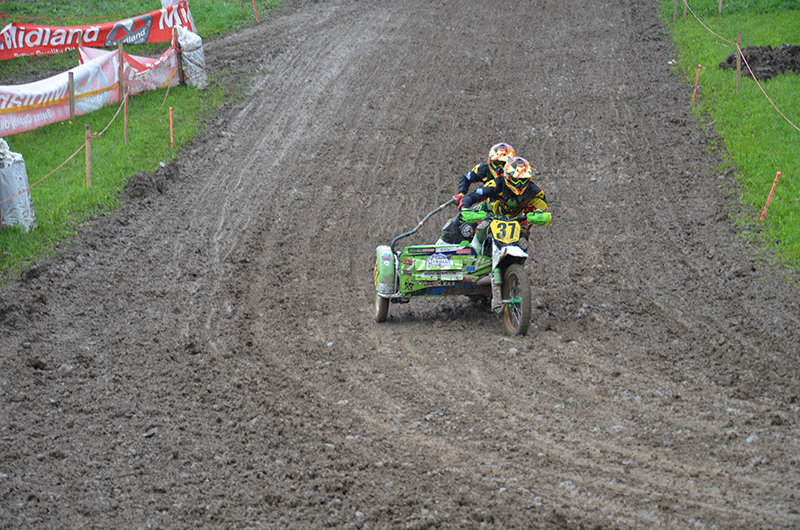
[506,177,530,195]
[490,160,506,174]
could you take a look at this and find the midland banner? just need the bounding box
[0,1,195,61]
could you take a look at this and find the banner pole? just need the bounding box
[173,27,184,85]
[118,41,125,100]
[69,72,76,119]
[124,95,129,145]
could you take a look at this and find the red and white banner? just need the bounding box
[0,1,194,61]
[0,46,179,136]
[80,46,180,96]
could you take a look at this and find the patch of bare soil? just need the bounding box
[720,44,800,79]
[2,0,799,528]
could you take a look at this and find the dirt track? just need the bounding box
[2,0,800,528]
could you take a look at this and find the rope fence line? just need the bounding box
[679,1,796,222]
[682,0,799,133]
[736,43,800,133]
[128,81,175,119]
[0,94,129,206]
[0,142,84,207]
[96,92,128,137]
[683,1,734,44]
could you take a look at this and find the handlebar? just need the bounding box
[388,196,547,253]
[459,209,531,225]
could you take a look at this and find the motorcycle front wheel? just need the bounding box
[502,263,531,335]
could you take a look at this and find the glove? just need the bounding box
[527,209,552,226]
[454,193,464,209]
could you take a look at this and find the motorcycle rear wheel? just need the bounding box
[374,260,390,323]
[501,263,531,335]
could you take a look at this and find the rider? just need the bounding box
[439,142,516,244]
[460,156,551,224]
[438,156,550,245]
[454,142,516,208]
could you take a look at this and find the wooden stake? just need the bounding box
[118,41,126,100]
[68,71,75,119]
[673,0,677,22]
[683,0,687,20]
[124,95,128,145]
[718,0,722,15]
[736,31,741,94]
[85,124,92,188]
[173,27,183,85]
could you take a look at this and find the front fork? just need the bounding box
[491,267,503,313]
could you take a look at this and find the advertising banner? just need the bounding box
[80,46,179,96]
[0,46,179,136]
[0,1,194,61]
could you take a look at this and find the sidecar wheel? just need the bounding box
[375,293,389,323]
[501,264,531,335]
[374,260,390,323]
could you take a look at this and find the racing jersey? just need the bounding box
[460,176,550,219]
[457,163,504,195]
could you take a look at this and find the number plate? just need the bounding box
[489,220,521,244]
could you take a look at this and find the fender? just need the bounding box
[375,245,396,295]
[492,243,528,271]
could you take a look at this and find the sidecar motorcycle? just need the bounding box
[374,197,539,335]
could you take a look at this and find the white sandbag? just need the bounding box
[0,138,36,232]
[177,25,208,90]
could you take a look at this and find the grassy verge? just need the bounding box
[0,0,281,278]
[658,0,800,267]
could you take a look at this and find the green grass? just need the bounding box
[659,0,800,266]
[0,1,281,277]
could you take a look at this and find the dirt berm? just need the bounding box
[1,0,799,528]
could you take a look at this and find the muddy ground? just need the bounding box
[2,0,799,528]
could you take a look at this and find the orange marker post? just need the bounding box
[252,0,260,23]
[759,171,782,221]
[169,107,174,149]
[692,64,701,102]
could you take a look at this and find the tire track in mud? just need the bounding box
[213,0,800,527]
[2,0,800,528]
